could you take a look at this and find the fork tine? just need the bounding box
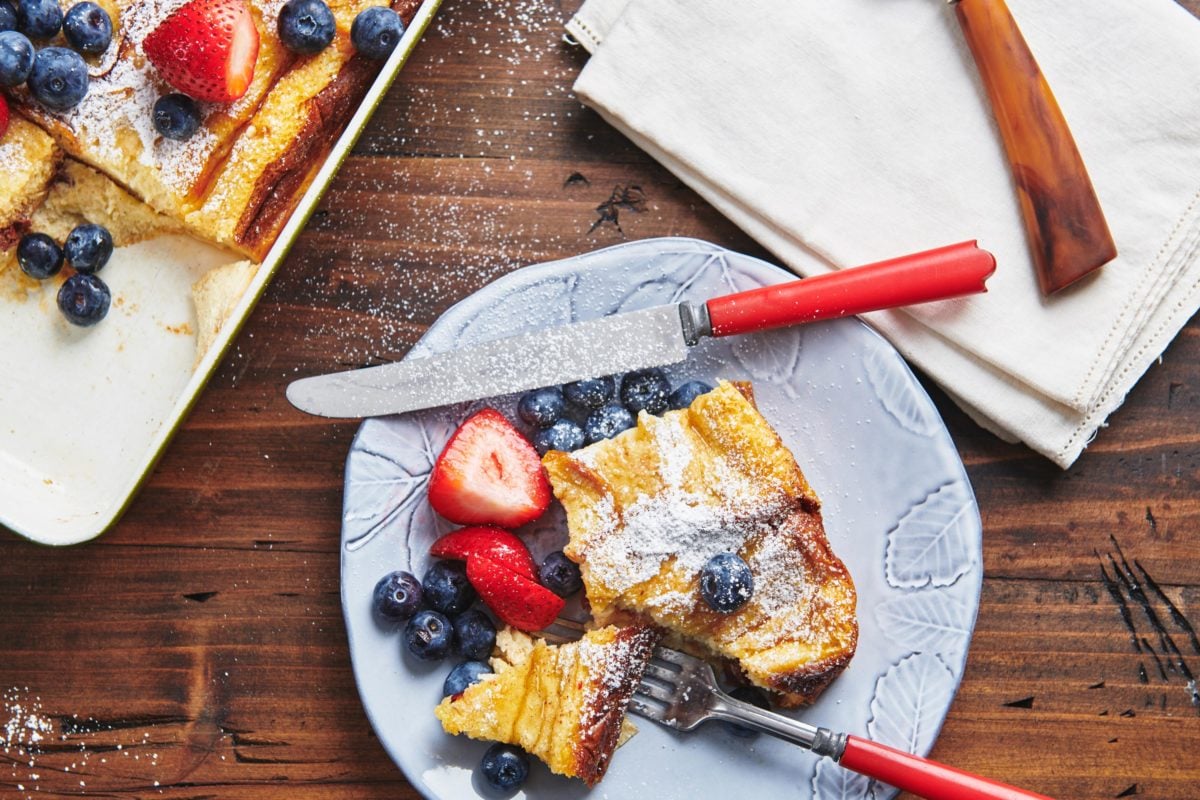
[636,679,676,703]
[627,696,667,722]
[652,645,698,666]
[641,661,680,683]
[553,616,589,631]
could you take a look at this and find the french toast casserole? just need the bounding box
[2,0,424,343]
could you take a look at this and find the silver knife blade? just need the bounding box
[286,304,691,418]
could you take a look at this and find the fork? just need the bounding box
[632,645,1055,800]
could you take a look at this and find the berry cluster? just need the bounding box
[373,542,578,791]
[17,222,114,326]
[276,0,404,60]
[0,0,112,113]
[144,0,408,143]
[371,406,596,792]
[516,369,715,456]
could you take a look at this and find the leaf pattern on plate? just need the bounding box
[728,328,804,398]
[884,481,976,588]
[875,591,974,656]
[343,413,456,555]
[867,652,956,755]
[450,274,580,347]
[864,347,938,437]
[812,759,876,800]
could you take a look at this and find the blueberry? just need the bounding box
[539,550,582,597]
[720,685,771,738]
[422,560,476,616]
[0,30,34,86]
[667,380,713,410]
[563,376,614,409]
[57,273,110,326]
[516,386,564,429]
[373,570,422,621]
[63,222,112,274]
[350,5,403,60]
[0,1,17,32]
[16,0,60,39]
[277,0,335,55]
[152,93,200,141]
[62,1,110,53]
[620,368,670,415]
[453,608,496,661]
[442,660,491,697]
[699,552,754,614]
[404,609,453,660]
[28,46,88,109]
[16,232,62,279]
[531,419,584,456]
[480,743,529,792]
[583,402,634,444]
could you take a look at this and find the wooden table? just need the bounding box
[2,1,1198,798]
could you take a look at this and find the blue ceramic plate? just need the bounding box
[341,238,982,799]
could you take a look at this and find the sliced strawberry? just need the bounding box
[466,555,565,632]
[0,95,8,140]
[428,408,550,528]
[144,0,259,103]
[430,526,539,582]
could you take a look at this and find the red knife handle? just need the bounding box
[839,735,1055,800]
[705,241,996,338]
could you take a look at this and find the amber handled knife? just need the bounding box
[952,0,1116,294]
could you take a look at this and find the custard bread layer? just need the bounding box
[435,625,657,786]
[12,0,423,259]
[543,380,858,707]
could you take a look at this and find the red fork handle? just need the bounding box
[705,241,996,338]
[839,735,1054,800]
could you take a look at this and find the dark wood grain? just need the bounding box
[2,1,1198,799]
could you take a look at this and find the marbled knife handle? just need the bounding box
[954,0,1116,295]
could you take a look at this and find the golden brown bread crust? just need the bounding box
[6,0,425,261]
[544,380,858,708]
[0,115,63,249]
[435,625,659,786]
[227,0,425,258]
[571,625,658,785]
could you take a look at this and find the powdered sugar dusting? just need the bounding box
[50,0,225,192]
[3,687,54,799]
[579,411,794,616]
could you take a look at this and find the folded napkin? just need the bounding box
[566,0,1200,467]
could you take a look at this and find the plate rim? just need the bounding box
[341,236,983,800]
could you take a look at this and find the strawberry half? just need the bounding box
[430,526,539,583]
[143,0,259,103]
[428,408,551,528]
[0,95,8,140]
[466,554,565,632]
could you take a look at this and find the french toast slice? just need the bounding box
[435,625,658,786]
[542,380,858,708]
[0,115,62,250]
[10,0,423,260]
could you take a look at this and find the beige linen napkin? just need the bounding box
[566,0,1200,467]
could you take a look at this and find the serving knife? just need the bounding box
[951,0,1116,294]
[286,241,995,419]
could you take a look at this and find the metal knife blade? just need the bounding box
[285,305,691,418]
[287,241,997,419]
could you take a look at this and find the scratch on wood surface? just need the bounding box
[1003,696,1035,709]
[588,184,646,234]
[1097,536,1200,713]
